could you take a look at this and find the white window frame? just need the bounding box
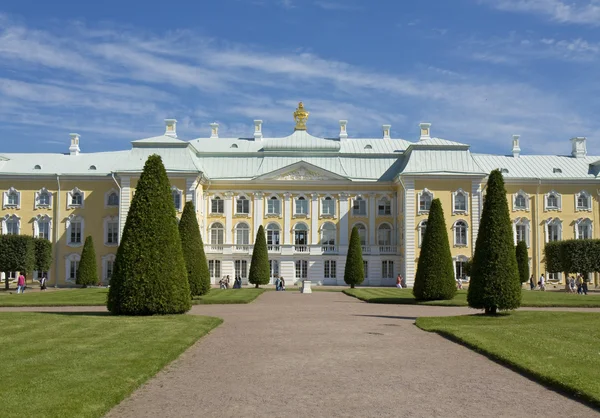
[171,186,183,212]
[321,195,336,218]
[295,260,308,279]
[575,190,592,212]
[235,222,250,246]
[208,260,221,279]
[353,222,367,246]
[2,214,21,235]
[293,222,309,246]
[65,253,81,283]
[35,187,52,209]
[265,194,281,216]
[418,220,428,248]
[234,260,248,279]
[67,187,84,209]
[377,196,392,216]
[377,223,393,246]
[417,188,433,214]
[513,217,530,247]
[452,219,468,247]
[294,195,309,217]
[3,187,21,209]
[66,214,84,247]
[575,218,593,240]
[382,260,394,279]
[105,189,119,208]
[104,216,119,246]
[452,189,469,214]
[363,260,368,279]
[352,195,367,217]
[210,194,225,214]
[209,222,225,245]
[453,255,469,281]
[545,217,562,243]
[266,223,281,247]
[324,260,337,279]
[235,194,251,215]
[512,190,530,211]
[544,190,561,211]
[33,214,52,240]
[320,222,336,246]
[269,260,280,280]
[102,254,116,284]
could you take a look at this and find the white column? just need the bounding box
[339,193,350,247]
[224,192,233,245]
[185,177,198,207]
[202,192,209,241]
[403,179,416,286]
[253,192,263,239]
[283,192,292,245]
[471,179,483,253]
[311,193,319,244]
[393,192,398,247]
[369,193,377,246]
[119,176,131,238]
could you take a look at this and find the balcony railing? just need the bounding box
[267,245,281,253]
[361,245,371,254]
[379,245,395,254]
[321,245,338,254]
[294,245,308,253]
[206,245,223,253]
[234,245,251,253]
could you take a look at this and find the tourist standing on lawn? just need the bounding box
[538,274,545,291]
[40,273,48,291]
[569,276,576,293]
[582,276,588,295]
[16,273,26,294]
[529,274,535,290]
[576,275,584,294]
[396,274,402,288]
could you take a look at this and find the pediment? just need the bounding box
[255,161,347,182]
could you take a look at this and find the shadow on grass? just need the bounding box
[354,314,418,321]
[419,326,600,412]
[39,311,111,317]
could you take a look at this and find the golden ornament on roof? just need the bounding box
[293,101,309,131]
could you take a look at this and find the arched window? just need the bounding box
[378,197,391,216]
[321,222,336,245]
[294,223,308,246]
[35,187,52,209]
[295,196,308,215]
[236,195,250,214]
[211,196,224,214]
[107,191,119,207]
[171,187,183,211]
[513,190,529,211]
[267,196,280,215]
[418,189,433,213]
[575,218,593,240]
[418,220,427,247]
[354,223,367,245]
[513,218,530,247]
[266,223,281,248]
[377,224,392,245]
[65,253,81,283]
[2,214,20,235]
[209,222,224,245]
[452,189,468,213]
[235,223,250,245]
[453,220,468,246]
[352,196,367,216]
[321,196,335,216]
[576,190,592,211]
[34,214,51,240]
[3,187,20,209]
[546,218,562,242]
[68,187,84,208]
[545,191,561,211]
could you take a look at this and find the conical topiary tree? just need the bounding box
[248,225,270,288]
[413,199,456,301]
[107,155,191,315]
[467,170,521,314]
[344,226,364,288]
[77,236,98,288]
[516,240,529,284]
[179,201,210,296]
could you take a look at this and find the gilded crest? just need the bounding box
[293,102,309,131]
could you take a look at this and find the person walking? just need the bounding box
[529,274,535,291]
[538,274,545,291]
[582,276,589,295]
[16,273,26,294]
[396,274,402,288]
[577,275,584,295]
[279,276,286,291]
[569,276,576,293]
[275,276,281,291]
[40,273,48,291]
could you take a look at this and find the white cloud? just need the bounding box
[481,0,600,25]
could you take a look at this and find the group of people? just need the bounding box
[530,273,589,294]
[14,272,48,294]
[274,277,286,291]
[218,275,244,289]
[530,274,547,291]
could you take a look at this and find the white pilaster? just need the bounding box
[202,192,209,241]
[185,177,197,207]
[403,178,416,286]
[369,193,376,245]
[253,192,263,238]
[283,192,292,245]
[339,193,350,247]
[471,179,483,253]
[311,193,319,244]
[224,192,233,245]
[119,176,131,238]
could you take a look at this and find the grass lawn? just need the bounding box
[0,312,222,418]
[416,312,600,407]
[343,288,600,307]
[0,288,266,307]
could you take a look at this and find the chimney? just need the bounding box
[419,122,431,141]
[210,122,219,139]
[339,120,348,141]
[382,124,391,139]
[164,119,177,138]
[254,120,263,141]
[69,133,80,156]
[512,134,521,158]
[571,137,587,158]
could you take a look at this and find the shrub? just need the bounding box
[248,225,270,288]
[467,170,521,314]
[179,201,210,296]
[76,236,98,287]
[0,235,34,289]
[515,240,529,283]
[413,199,456,300]
[344,226,364,288]
[33,238,53,274]
[544,241,563,274]
[107,155,191,315]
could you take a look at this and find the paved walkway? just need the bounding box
[2,293,598,417]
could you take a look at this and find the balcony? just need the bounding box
[233,245,251,253]
[361,245,371,254]
[379,245,395,254]
[321,245,338,254]
[294,245,309,253]
[267,245,281,253]
[206,245,223,253]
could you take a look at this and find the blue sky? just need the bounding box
[1,0,600,155]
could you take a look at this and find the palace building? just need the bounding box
[1,102,599,287]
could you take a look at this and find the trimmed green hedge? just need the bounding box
[248,225,270,288]
[0,235,35,288]
[344,226,364,288]
[545,239,600,279]
[516,240,529,283]
[179,201,210,296]
[77,235,98,287]
[33,238,53,273]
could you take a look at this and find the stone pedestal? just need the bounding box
[301,280,312,294]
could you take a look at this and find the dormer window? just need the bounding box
[34,165,41,170]
[89,165,97,170]
[3,187,20,209]
[230,144,238,149]
[500,168,509,174]
[553,168,562,174]
[364,145,373,150]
